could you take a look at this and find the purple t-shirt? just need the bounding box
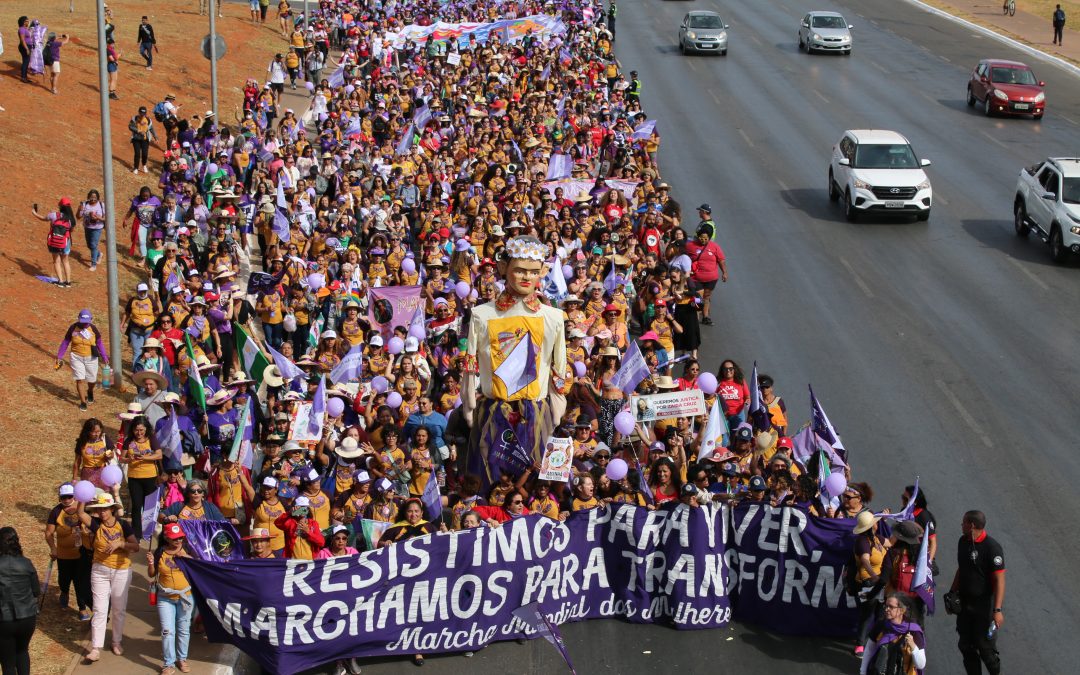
[131,196,162,227]
[19,26,32,49]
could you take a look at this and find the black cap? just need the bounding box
[749,476,767,491]
[698,203,712,213]
[720,462,738,476]
[680,483,698,497]
[574,414,592,428]
[733,426,754,442]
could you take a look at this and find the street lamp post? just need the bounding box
[209,0,219,119]
[95,0,123,388]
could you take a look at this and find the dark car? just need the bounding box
[967,59,1045,119]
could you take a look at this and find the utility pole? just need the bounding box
[95,0,123,388]
[209,0,219,119]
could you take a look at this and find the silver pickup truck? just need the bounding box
[1013,157,1080,263]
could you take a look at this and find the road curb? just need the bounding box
[902,0,1080,77]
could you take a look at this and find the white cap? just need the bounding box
[305,468,320,482]
[59,483,75,497]
[261,476,278,488]
[370,335,384,347]
[404,337,419,352]
[294,496,311,508]
[331,524,348,536]
[323,329,338,339]
[137,283,149,292]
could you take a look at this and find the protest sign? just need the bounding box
[538,437,573,482]
[180,503,858,673]
[368,285,424,339]
[289,402,322,443]
[446,52,461,65]
[630,389,706,423]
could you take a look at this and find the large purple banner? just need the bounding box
[179,504,855,673]
[367,285,423,339]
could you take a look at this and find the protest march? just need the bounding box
[2,1,1008,675]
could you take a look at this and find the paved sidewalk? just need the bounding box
[927,0,1080,63]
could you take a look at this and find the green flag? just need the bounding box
[234,323,271,383]
[184,334,206,410]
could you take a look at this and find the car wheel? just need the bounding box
[984,95,993,117]
[806,43,814,55]
[828,170,840,202]
[798,34,804,50]
[1049,224,1068,263]
[844,48,852,56]
[720,49,727,56]
[1014,203,1030,237]
[844,189,858,222]
[966,87,976,107]
[679,40,685,54]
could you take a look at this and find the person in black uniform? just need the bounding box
[947,510,1005,675]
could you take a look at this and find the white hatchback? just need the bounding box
[828,130,933,222]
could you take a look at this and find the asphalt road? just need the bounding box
[266,1,1080,673]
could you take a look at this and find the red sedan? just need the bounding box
[967,59,1045,119]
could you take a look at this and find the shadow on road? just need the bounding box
[961,218,1078,267]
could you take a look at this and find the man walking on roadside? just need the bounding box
[947,510,1006,675]
[137,16,157,70]
[1053,4,1066,45]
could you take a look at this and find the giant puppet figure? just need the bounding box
[461,236,569,487]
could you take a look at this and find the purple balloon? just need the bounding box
[401,258,416,274]
[386,391,403,409]
[345,84,355,94]
[572,361,586,377]
[305,81,315,92]
[207,163,219,175]
[371,376,389,394]
[327,397,345,418]
[614,411,636,436]
[306,273,325,291]
[387,337,404,355]
[824,472,847,498]
[698,372,718,395]
[469,289,478,301]
[455,281,471,299]
[409,324,427,341]
[74,480,96,503]
[101,465,124,488]
[605,458,628,481]
[562,264,574,280]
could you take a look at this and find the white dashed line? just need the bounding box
[869,60,888,72]
[935,378,994,448]
[776,178,790,191]
[814,90,830,103]
[979,129,1008,149]
[839,257,875,299]
[737,129,754,147]
[1005,257,1050,290]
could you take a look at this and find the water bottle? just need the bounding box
[437,467,446,488]
[102,365,112,388]
[987,622,997,640]
[148,583,158,607]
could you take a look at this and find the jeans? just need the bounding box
[0,616,35,675]
[139,41,154,67]
[128,327,152,359]
[262,321,284,349]
[132,138,150,169]
[57,550,93,611]
[157,591,194,667]
[289,323,310,356]
[85,227,104,266]
[90,564,131,649]
[138,224,150,258]
[128,476,159,540]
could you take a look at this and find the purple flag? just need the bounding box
[141,487,162,542]
[165,271,179,293]
[810,384,846,459]
[556,95,566,117]
[512,603,578,675]
[327,65,346,88]
[913,521,936,615]
[367,285,423,339]
[272,207,292,243]
[421,469,442,520]
[266,342,305,383]
[308,375,326,436]
[247,269,285,296]
[631,119,657,140]
[546,154,573,180]
[748,361,771,433]
[329,342,364,384]
[631,452,654,505]
[610,341,650,395]
[877,477,919,521]
[345,115,362,136]
[412,104,432,130]
[178,520,245,562]
[541,63,551,80]
[395,123,416,156]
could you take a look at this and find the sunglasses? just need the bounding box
[508,500,524,506]
[594,453,610,459]
[188,489,205,495]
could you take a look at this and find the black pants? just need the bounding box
[132,139,150,169]
[57,550,93,611]
[128,476,159,540]
[18,46,30,80]
[0,616,36,675]
[290,323,310,357]
[1054,24,1064,43]
[855,588,880,646]
[957,597,1000,675]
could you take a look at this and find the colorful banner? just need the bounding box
[385,15,567,49]
[178,520,244,562]
[541,179,641,206]
[630,390,707,423]
[368,285,423,339]
[179,504,858,673]
[538,437,573,482]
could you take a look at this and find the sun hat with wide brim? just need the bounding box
[335,437,364,459]
[85,493,118,510]
[654,375,679,390]
[243,528,273,541]
[224,373,256,388]
[852,510,882,535]
[206,389,235,406]
[132,370,168,390]
[599,346,621,358]
[141,338,163,351]
[262,365,285,388]
[118,402,144,420]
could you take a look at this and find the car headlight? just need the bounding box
[853,178,873,190]
[813,33,822,41]
[1071,226,1080,235]
[687,31,696,39]
[718,31,727,39]
[916,180,931,191]
[1034,92,1045,103]
[993,89,1009,101]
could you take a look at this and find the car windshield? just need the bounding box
[1063,177,1080,205]
[854,144,919,169]
[812,15,847,29]
[990,67,1037,85]
[690,15,724,29]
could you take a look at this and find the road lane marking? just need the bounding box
[814,90,830,103]
[1060,114,1078,125]
[737,129,754,147]
[935,379,994,448]
[749,34,763,46]
[868,60,888,72]
[979,130,1008,149]
[1005,257,1050,290]
[934,193,948,206]
[688,59,701,73]
[776,178,790,191]
[839,257,875,298]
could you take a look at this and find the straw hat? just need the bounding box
[335,437,363,459]
[206,389,235,406]
[132,370,168,390]
[655,375,678,390]
[119,402,144,420]
[85,493,118,510]
[141,338,163,351]
[599,346,621,358]
[852,510,882,535]
[262,365,285,388]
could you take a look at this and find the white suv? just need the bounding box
[1014,157,1080,263]
[828,130,933,222]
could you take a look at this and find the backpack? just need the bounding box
[43,40,55,66]
[152,101,169,123]
[47,218,71,249]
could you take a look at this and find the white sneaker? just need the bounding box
[133,168,139,174]
[142,166,150,174]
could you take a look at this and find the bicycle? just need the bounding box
[1003,0,1016,16]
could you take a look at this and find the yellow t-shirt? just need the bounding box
[92,519,131,569]
[156,550,190,593]
[408,449,433,497]
[253,499,286,551]
[50,507,83,560]
[214,469,245,519]
[127,439,159,480]
[305,490,331,531]
[81,438,109,470]
[129,297,156,328]
[259,293,284,325]
[70,327,96,357]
